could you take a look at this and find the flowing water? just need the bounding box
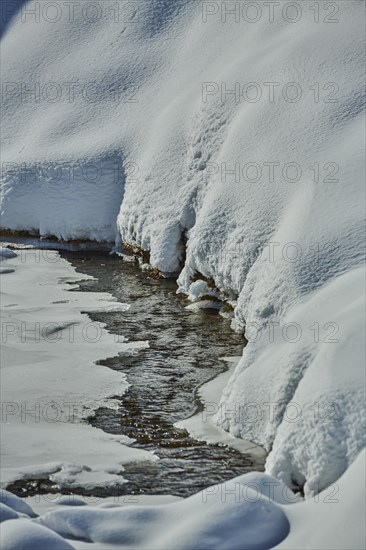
[67,252,265,497]
[8,250,265,498]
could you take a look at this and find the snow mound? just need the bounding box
[35,472,291,549]
[0,489,36,517]
[57,496,87,507]
[1,455,365,549]
[219,265,366,494]
[276,449,366,549]
[0,504,20,523]
[0,247,18,259]
[0,519,75,550]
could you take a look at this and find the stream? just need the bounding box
[64,251,265,497]
[6,249,265,499]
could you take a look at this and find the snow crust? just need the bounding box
[1,0,365,497]
[0,248,155,488]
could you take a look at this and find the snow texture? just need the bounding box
[1,0,365,495]
[1,450,365,549]
[0,248,155,488]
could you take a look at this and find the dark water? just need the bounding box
[9,251,265,499]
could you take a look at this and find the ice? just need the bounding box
[0,250,156,488]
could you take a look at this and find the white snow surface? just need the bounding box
[1,450,365,549]
[0,248,155,488]
[1,0,365,495]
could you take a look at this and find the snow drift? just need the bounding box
[1,450,365,549]
[1,0,365,492]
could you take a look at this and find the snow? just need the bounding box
[28,473,293,549]
[218,265,366,495]
[1,154,124,242]
[26,493,180,517]
[0,247,18,260]
[1,451,364,549]
[176,357,266,460]
[185,279,219,303]
[0,503,20,523]
[1,0,365,545]
[0,248,155,489]
[275,449,366,550]
[0,519,75,550]
[0,490,36,517]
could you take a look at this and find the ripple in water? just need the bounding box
[9,251,265,499]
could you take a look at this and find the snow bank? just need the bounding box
[23,473,293,549]
[219,265,366,495]
[275,449,366,550]
[1,153,124,242]
[176,356,266,461]
[0,490,35,518]
[1,451,365,549]
[1,0,365,492]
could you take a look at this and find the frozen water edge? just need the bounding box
[176,357,266,463]
[1,250,365,549]
[1,450,365,550]
[1,0,365,497]
[0,246,155,490]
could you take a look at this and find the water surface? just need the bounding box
[66,252,265,497]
